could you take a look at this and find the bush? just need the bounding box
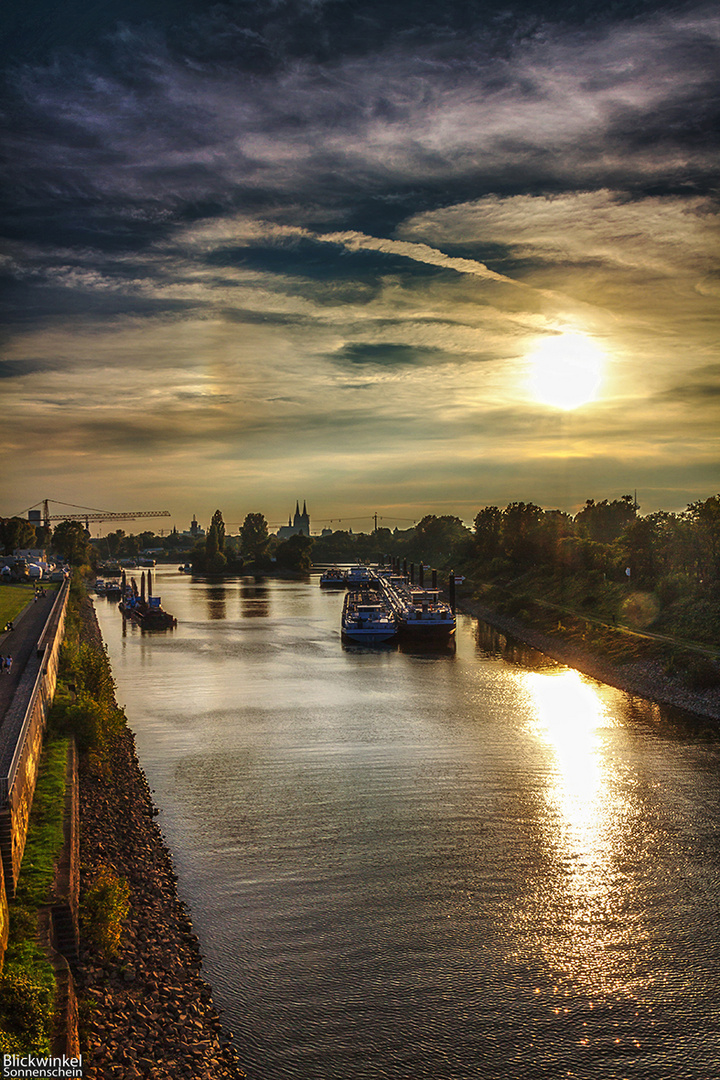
[81,867,130,958]
[0,973,53,1054]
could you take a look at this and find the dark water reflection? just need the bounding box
[206,584,226,621]
[240,578,271,619]
[94,570,720,1080]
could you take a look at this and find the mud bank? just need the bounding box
[459,596,720,723]
[75,595,245,1079]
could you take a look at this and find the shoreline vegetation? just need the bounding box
[454,592,720,725]
[0,578,245,1077]
[70,589,245,1080]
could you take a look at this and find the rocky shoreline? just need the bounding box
[458,595,720,723]
[74,595,246,1079]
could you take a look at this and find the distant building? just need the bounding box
[277,501,310,539]
[180,515,205,540]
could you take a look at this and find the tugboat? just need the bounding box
[341,589,397,645]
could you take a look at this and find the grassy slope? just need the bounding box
[0,737,69,1054]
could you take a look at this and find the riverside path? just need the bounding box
[0,588,57,735]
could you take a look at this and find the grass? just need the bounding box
[0,736,69,1055]
[0,583,38,628]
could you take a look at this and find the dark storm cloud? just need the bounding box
[2,2,718,262]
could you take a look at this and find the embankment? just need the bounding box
[458,595,720,723]
[75,594,245,1079]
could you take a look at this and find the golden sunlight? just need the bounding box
[528,333,604,410]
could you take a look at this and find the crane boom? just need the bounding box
[43,510,171,522]
[23,500,172,529]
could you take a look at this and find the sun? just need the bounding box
[528,333,604,410]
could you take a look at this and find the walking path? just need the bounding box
[0,590,57,733]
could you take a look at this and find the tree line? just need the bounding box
[3,494,719,607]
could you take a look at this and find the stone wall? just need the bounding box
[0,579,70,899]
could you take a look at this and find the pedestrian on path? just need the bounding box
[4,656,11,675]
[0,656,4,673]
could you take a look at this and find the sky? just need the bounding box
[1,0,718,535]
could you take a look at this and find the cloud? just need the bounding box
[1,3,719,522]
[661,364,720,403]
[399,191,720,277]
[4,5,718,243]
[331,343,446,367]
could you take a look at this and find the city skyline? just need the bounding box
[2,0,719,527]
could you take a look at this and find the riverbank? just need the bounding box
[74,593,245,1079]
[457,594,720,723]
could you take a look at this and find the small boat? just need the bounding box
[341,589,397,645]
[319,567,346,587]
[93,579,107,594]
[104,579,122,598]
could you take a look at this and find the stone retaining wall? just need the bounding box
[0,580,69,899]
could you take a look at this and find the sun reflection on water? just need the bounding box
[518,668,638,998]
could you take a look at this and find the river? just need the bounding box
[93,568,720,1080]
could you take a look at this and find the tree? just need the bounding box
[53,520,90,565]
[105,530,125,556]
[575,496,636,543]
[686,494,720,582]
[0,517,37,554]
[414,515,469,558]
[501,502,544,563]
[275,533,313,574]
[205,510,226,563]
[240,513,269,561]
[209,510,226,554]
[618,516,659,586]
[474,506,503,560]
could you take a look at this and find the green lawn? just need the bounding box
[0,583,38,628]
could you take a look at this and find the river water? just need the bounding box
[93,569,720,1080]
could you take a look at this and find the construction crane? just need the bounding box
[25,499,171,531]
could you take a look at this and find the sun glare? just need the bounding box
[529,333,604,410]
